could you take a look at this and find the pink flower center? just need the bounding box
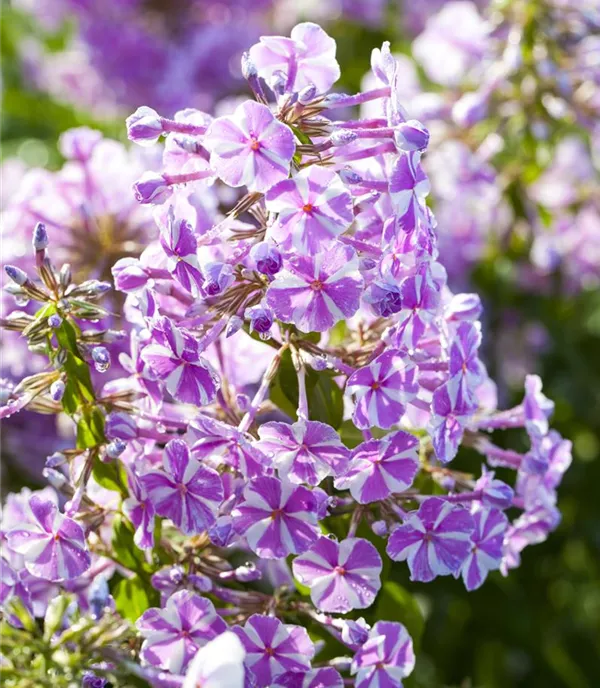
[250,136,260,151]
[310,280,323,291]
[264,646,275,657]
[334,565,346,576]
[371,381,381,390]
[177,483,188,495]
[271,508,283,520]
[54,533,61,542]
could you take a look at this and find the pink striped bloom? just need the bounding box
[231,477,319,559]
[137,590,226,673]
[351,621,415,688]
[292,537,382,613]
[345,349,418,430]
[334,431,419,504]
[256,420,349,486]
[265,167,353,253]
[266,243,363,333]
[141,317,220,406]
[6,496,90,582]
[460,507,507,591]
[204,101,295,193]
[386,497,475,582]
[141,439,223,536]
[233,614,315,687]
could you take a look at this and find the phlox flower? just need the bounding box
[351,621,415,688]
[292,536,382,613]
[141,439,223,536]
[183,631,246,688]
[159,210,203,295]
[459,507,507,591]
[386,497,475,582]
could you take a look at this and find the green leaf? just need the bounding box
[308,374,343,429]
[328,320,349,347]
[93,457,127,497]
[269,350,344,428]
[375,581,425,652]
[339,419,364,448]
[113,575,158,623]
[111,514,150,577]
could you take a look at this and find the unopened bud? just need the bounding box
[394,119,430,152]
[298,84,317,105]
[133,172,173,205]
[371,519,388,536]
[105,439,127,460]
[49,379,66,402]
[339,168,363,185]
[225,315,244,338]
[331,128,358,146]
[126,106,164,146]
[4,265,29,286]
[91,346,111,373]
[33,222,49,251]
[48,313,63,328]
[241,52,258,79]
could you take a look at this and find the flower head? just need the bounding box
[386,497,475,582]
[351,621,415,688]
[292,536,382,613]
[141,439,223,536]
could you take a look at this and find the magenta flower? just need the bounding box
[6,496,90,582]
[204,101,295,193]
[388,151,430,235]
[141,439,223,536]
[351,621,415,688]
[233,614,315,687]
[256,420,349,486]
[141,317,220,406]
[123,471,156,550]
[249,22,340,95]
[266,244,363,333]
[460,507,507,591]
[159,210,203,295]
[231,476,319,559]
[265,167,353,253]
[292,536,382,613]
[345,349,418,430]
[386,497,475,582]
[189,413,270,479]
[137,590,226,673]
[334,431,419,504]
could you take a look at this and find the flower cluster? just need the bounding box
[0,21,572,688]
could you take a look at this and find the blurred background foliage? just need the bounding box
[1,0,599,686]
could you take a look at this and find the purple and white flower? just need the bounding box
[386,497,475,582]
[292,536,382,613]
[141,439,223,536]
[204,101,295,193]
[137,590,226,673]
[460,507,507,591]
[231,476,319,559]
[123,471,156,550]
[233,614,315,687]
[6,496,91,582]
[141,317,220,406]
[388,152,430,235]
[345,350,418,430]
[266,244,363,333]
[334,431,419,504]
[256,420,349,486]
[351,621,415,688]
[249,22,340,95]
[265,167,353,253]
[159,211,203,295]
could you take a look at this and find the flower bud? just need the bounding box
[4,265,29,286]
[249,241,282,276]
[241,52,258,79]
[111,258,149,293]
[245,304,274,337]
[46,452,67,468]
[48,314,63,328]
[105,439,127,459]
[298,84,317,105]
[363,280,402,317]
[91,346,111,373]
[49,379,66,402]
[126,106,164,146]
[236,393,251,412]
[133,172,173,205]
[234,562,262,583]
[33,222,49,251]
[202,262,234,296]
[331,128,358,146]
[105,411,137,440]
[394,119,430,152]
[371,519,388,536]
[82,672,108,688]
[88,575,110,620]
[225,315,244,338]
[43,467,68,490]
